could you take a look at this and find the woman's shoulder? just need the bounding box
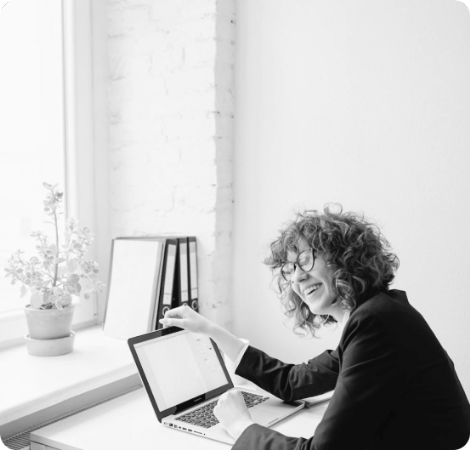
[346,289,436,345]
[352,289,411,317]
[345,289,426,334]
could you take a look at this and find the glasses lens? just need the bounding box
[281,249,314,282]
[299,249,314,272]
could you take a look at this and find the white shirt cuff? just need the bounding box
[233,341,250,371]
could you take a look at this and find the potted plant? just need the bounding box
[4,183,104,356]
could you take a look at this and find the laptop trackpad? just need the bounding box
[250,399,303,427]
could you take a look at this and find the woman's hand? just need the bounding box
[159,304,214,335]
[213,390,254,440]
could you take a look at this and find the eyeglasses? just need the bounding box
[281,248,315,282]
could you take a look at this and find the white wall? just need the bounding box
[232,0,470,396]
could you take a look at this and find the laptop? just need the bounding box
[128,326,306,444]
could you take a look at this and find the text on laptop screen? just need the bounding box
[135,330,229,410]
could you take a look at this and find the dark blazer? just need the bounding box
[234,290,470,450]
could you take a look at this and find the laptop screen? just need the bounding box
[134,329,230,411]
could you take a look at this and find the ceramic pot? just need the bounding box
[24,332,76,357]
[24,304,75,340]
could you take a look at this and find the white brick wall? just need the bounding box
[107,0,235,328]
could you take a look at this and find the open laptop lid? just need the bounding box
[128,327,234,422]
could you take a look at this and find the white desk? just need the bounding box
[30,388,330,450]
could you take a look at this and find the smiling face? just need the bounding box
[288,239,345,321]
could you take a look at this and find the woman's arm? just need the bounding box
[160,305,246,361]
[161,306,339,400]
[236,346,339,401]
[208,321,247,362]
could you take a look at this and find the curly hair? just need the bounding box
[265,204,400,337]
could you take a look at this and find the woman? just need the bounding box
[161,205,470,449]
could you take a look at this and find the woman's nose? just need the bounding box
[292,265,308,282]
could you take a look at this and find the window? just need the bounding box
[0,0,66,314]
[0,0,99,347]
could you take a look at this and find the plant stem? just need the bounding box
[52,209,59,287]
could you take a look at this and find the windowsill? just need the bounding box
[0,326,139,436]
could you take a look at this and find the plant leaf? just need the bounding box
[67,259,79,273]
[30,291,43,308]
[48,244,59,256]
[66,274,80,285]
[61,293,72,307]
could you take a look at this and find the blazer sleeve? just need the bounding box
[235,346,339,401]
[233,312,407,450]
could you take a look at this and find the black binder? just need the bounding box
[109,235,198,331]
[177,237,190,307]
[187,236,199,312]
[155,238,178,328]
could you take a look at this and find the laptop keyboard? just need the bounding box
[175,391,270,429]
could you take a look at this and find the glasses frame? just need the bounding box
[281,248,315,283]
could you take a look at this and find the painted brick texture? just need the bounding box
[107,0,235,327]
